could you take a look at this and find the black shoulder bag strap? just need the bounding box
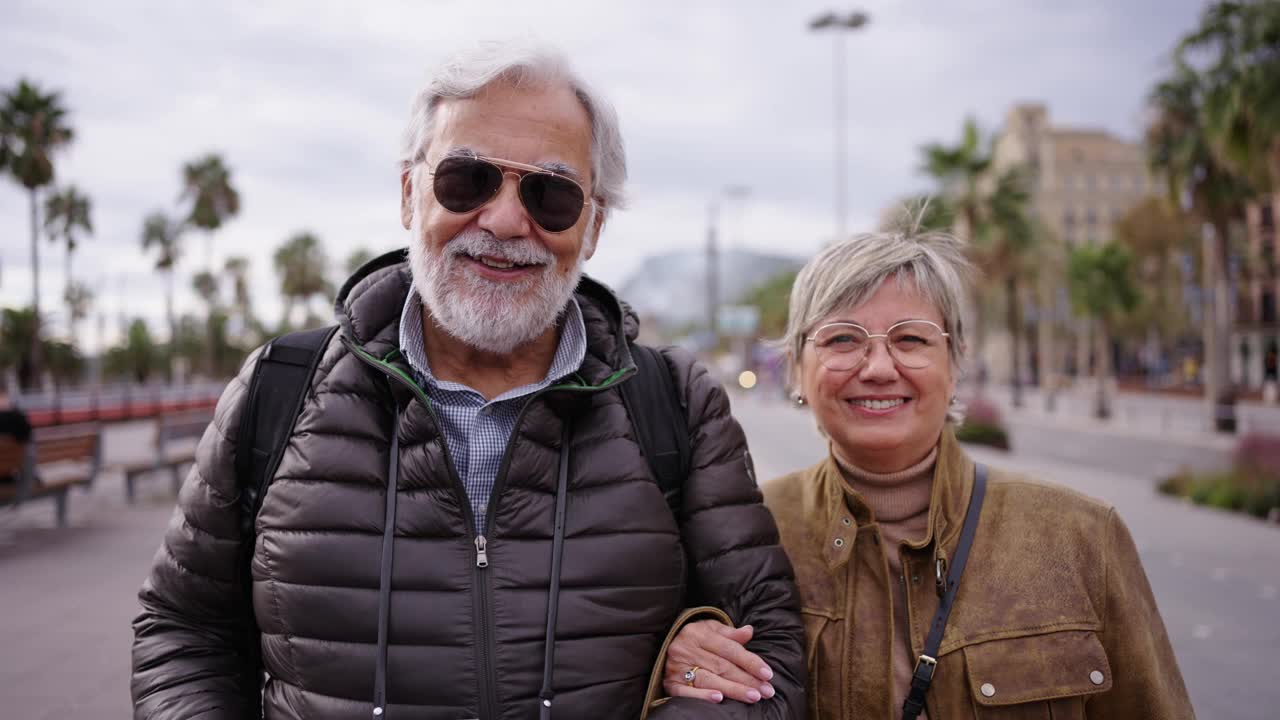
[901,462,989,720]
[618,343,691,517]
[233,324,338,713]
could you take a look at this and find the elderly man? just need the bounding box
[131,42,804,719]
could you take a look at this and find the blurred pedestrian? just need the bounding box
[131,40,803,720]
[662,215,1193,718]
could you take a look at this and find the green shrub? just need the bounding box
[956,421,1010,450]
[1159,465,1280,519]
[1189,481,1216,505]
[1157,472,1191,497]
[1205,480,1247,511]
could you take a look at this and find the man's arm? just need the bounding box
[650,350,806,719]
[131,352,261,720]
[1085,508,1195,719]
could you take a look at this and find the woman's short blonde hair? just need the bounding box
[782,207,975,423]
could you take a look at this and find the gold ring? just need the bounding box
[683,665,700,687]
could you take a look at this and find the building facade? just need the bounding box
[985,103,1158,390]
[1241,195,1280,395]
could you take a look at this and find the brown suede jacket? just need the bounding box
[763,428,1195,719]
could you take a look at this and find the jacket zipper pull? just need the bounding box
[475,535,489,568]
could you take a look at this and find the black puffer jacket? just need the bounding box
[132,253,805,719]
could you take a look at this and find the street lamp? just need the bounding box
[809,10,870,242]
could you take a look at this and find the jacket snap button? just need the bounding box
[1090,670,1105,685]
[980,683,996,697]
[833,538,845,548]
[842,517,852,526]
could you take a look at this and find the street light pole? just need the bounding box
[810,10,870,242]
[706,199,720,345]
[706,185,750,351]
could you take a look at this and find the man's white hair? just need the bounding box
[399,39,628,242]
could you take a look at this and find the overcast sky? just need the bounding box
[1,0,1207,349]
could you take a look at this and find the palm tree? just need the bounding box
[274,232,331,330]
[1068,242,1139,419]
[140,211,185,353]
[63,281,94,347]
[0,79,75,386]
[1178,0,1280,192]
[223,256,254,345]
[44,184,93,338]
[181,153,240,271]
[193,271,219,308]
[921,118,992,242]
[191,270,222,376]
[976,168,1037,408]
[921,119,995,371]
[0,307,39,389]
[1147,62,1253,430]
[1112,198,1199,376]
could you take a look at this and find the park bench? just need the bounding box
[118,410,212,503]
[0,424,102,527]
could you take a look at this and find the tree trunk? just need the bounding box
[64,245,73,341]
[1094,319,1112,419]
[1202,220,1235,432]
[281,297,295,333]
[1037,272,1057,412]
[962,204,990,391]
[165,270,176,382]
[1006,274,1023,407]
[28,189,43,390]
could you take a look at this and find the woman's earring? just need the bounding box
[794,394,806,406]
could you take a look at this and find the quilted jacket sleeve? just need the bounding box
[649,349,806,719]
[130,350,261,720]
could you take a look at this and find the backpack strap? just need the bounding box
[619,343,691,516]
[235,325,340,535]
[233,324,338,714]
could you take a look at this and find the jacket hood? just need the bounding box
[332,248,641,384]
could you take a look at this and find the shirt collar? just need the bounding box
[398,288,588,400]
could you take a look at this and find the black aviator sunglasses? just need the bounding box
[428,154,592,233]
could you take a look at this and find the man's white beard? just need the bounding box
[408,225,586,355]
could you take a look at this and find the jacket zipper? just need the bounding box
[350,339,633,719]
[346,341,499,717]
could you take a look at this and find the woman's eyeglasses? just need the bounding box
[806,320,950,371]
[428,154,591,233]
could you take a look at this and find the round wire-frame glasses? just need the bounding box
[806,319,950,371]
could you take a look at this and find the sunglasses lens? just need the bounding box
[520,173,585,232]
[432,157,502,213]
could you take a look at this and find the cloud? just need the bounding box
[0,0,1206,350]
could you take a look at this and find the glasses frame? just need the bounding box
[426,153,595,234]
[805,319,951,371]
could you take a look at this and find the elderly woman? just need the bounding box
[659,224,1194,718]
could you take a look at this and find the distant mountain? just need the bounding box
[616,248,803,329]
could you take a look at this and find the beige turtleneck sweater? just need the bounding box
[835,446,938,719]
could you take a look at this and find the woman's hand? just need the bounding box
[662,620,776,704]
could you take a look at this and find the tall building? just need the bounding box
[992,103,1155,248]
[985,103,1157,389]
[1241,195,1280,394]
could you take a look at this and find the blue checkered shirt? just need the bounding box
[399,290,587,535]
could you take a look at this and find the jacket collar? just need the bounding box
[332,248,641,387]
[816,427,974,570]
